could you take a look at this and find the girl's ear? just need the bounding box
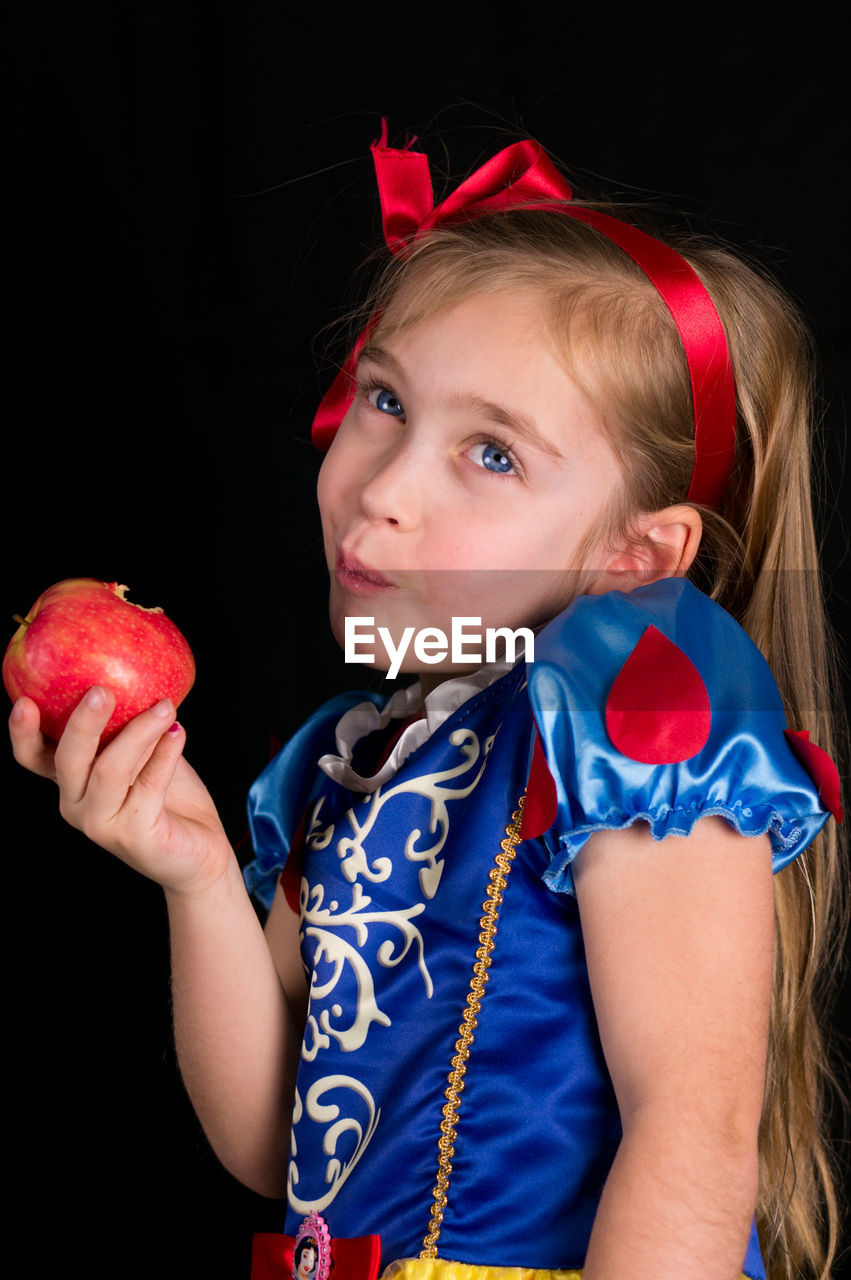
[586,505,703,595]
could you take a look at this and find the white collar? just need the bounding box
[318,654,519,794]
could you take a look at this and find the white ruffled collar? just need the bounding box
[318,654,519,794]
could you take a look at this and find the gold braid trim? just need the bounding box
[420,796,526,1259]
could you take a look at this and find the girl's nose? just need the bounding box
[358,440,425,529]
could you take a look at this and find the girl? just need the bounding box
[8,127,846,1280]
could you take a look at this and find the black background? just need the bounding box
[6,4,850,1277]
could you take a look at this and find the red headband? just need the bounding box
[312,123,737,509]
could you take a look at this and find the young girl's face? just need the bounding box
[317,287,627,679]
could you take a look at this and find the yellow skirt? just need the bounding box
[380,1262,751,1280]
[380,1263,581,1280]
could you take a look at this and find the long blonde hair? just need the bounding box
[344,203,847,1278]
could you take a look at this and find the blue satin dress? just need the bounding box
[244,579,831,1279]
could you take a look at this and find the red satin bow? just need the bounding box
[250,1231,382,1280]
[311,122,737,509]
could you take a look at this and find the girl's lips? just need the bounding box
[335,552,395,593]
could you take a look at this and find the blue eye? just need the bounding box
[368,386,405,417]
[469,441,517,475]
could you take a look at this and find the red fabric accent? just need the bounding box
[418,138,572,229]
[327,1234,382,1279]
[605,626,711,764]
[310,124,737,509]
[310,317,377,452]
[784,729,844,823]
[250,1232,381,1280]
[556,208,736,508]
[520,728,558,840]
[251,1233,294,1279]
[371,118,434,254]
[279,807,309,914]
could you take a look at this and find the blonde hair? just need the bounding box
[344,204,847,1278]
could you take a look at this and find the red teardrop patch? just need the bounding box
[784,729,844,823]
[520,728,558,841]
[605,625,711,764]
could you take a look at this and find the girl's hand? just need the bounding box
[9,687,232,896]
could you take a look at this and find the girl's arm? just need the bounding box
[573,816,774,1280]
[264,881,310,1030]
[165,860,301,1198]
[9,689,300,1198]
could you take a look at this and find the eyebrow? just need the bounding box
[357,342,567,462]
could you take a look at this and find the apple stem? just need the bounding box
[12,614,30,628]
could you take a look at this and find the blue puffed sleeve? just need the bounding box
[528,578,832,895]
[243,690,385,910]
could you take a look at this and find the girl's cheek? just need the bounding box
[317,450,346,518]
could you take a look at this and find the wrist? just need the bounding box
[162,840,244,909]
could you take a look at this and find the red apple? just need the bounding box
[3,578,195,743]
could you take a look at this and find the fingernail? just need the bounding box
[10,699,26,722]
[85,686,107,710]
[152,698,174,719]
[167,721,182,735]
